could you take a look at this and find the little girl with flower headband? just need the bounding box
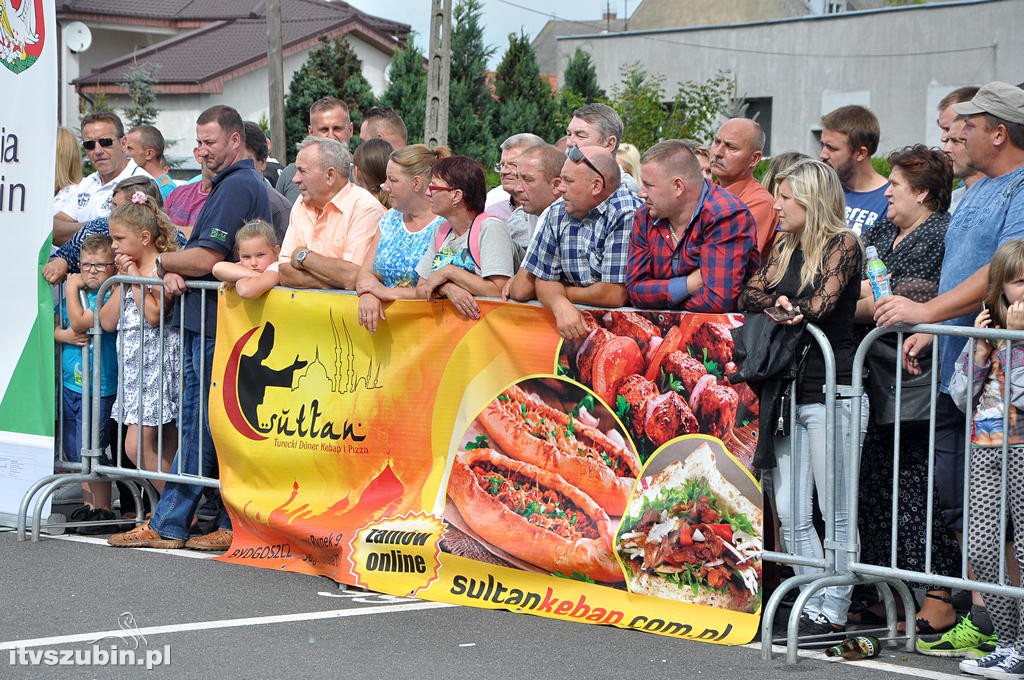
[99,191,182,491]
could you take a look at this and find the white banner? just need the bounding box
[0,0,56,521]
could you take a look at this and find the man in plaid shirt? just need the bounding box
[523,146,642,339]
[626,140,759,313]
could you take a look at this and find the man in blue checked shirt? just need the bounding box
[626,139,758,313]
[522,146,643,339]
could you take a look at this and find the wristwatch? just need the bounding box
[294,249,311,269]
[155,255,164,276]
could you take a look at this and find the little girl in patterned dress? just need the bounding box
[951,239,1024,680]
[99,191,181,492]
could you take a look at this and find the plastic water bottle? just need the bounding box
[865,246,892,300]
[824,635,881,660]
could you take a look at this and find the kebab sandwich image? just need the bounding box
[617,442,763,612]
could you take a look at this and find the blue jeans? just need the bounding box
[768,400,858,626]
[933,391,967,532]
[61,386,114,465]
[149,330,229,541]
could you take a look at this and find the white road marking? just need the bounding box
[744,642,966,679]
[47,534,216,559]
[0,601,457,650]
[26,535,964,678]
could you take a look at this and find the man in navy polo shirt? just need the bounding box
[109,105,272,551]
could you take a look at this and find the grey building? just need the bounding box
[553,0,1022,156]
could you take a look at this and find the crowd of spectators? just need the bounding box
[46,81,1024,671]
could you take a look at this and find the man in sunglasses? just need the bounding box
[53,111,151,246]
[521,146,642,339]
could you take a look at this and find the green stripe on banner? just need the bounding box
[0,242,54,436]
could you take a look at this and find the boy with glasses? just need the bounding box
[56,234,120,534]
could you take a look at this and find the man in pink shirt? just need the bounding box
[710,117,779,255]
[278,136,385,290]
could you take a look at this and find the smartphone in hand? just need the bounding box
[765,305,801,322]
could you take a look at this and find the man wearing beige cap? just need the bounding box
[872,84,1024,642]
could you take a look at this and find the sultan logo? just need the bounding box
[0,0,43,73]
[222,315,382,441]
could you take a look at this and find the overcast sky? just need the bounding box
[344,0,634,67]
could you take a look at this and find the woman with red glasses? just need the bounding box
[413,155,520,319]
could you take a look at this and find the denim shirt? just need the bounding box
[939,165,1024,392]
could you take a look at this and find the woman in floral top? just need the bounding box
[356,144,450,332]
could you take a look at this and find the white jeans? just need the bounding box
[768,400,858,626]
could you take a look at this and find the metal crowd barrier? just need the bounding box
[28,280,1024,666]
[840,323,1024,653]
[756,322,866,662]
[17,276,222,541]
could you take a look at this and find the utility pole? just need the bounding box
[267,0,287,163]
[425,0,451,149]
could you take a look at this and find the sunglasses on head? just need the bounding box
[83,137,116,151]
[567,146,606,185]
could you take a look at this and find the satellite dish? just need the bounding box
[63,22,92,53]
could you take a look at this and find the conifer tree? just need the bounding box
[447,0,495,163]
[563,48,604,104]
[380,37,428,144]
[121,62,159,128]
[492,32,558,143]
[284,36,376,151]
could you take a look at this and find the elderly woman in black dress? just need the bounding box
[854,144,959,634]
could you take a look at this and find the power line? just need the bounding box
[495,0,995,59]
[493,0,610,32]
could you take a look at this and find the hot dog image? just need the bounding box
[477,384,641,516]
[447,448,623,583]
[617,442,763,612]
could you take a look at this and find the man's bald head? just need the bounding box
[559,146,620,218]
[710,118,764,185]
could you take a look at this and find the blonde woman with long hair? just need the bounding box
[739,158,863,638]
[54,127,83,213]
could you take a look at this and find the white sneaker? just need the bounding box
[961,647,1013,677]
[984,651,1024,680]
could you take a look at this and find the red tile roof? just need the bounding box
[60,0,409,92]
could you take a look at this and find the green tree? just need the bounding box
[563,48,604,103]
[664,70,737,145]
[121,62,159,128]
[447,0,495,163]
[283,36,377,153]
[491,32,558,143]
[610,63,667,152]
[380,37,428,144]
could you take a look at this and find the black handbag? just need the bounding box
[864,335,933,425]
[773,342,810,438]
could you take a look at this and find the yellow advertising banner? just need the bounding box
[211,289,763,643]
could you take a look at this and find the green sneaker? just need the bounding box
[916,614,995,658]
[964,631,999,659]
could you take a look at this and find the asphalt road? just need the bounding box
[0,529,971,680]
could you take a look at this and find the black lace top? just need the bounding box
[861,211,948,303]
[739,231,864,403]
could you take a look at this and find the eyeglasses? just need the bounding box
[493,162,518,173]
[567,146,606,185]
[82,137,117,151]
[81,262,114,272]
[427,185,455,195]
